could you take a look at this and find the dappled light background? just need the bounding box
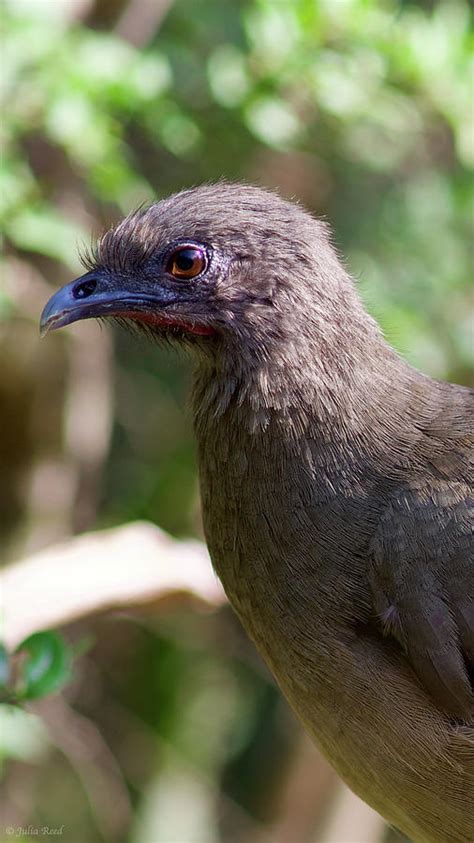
[1,0,472,841]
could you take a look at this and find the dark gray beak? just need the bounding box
[40,271,178,337]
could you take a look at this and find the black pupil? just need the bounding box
[174,249,200,271]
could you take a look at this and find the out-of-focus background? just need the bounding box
[1,0,472,841]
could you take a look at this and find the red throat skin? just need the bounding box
[116,310,215,336]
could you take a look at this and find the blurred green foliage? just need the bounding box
[0,0,472,841]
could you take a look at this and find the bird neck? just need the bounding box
[192,327,414,451]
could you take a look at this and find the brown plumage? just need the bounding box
[41,183,474,842]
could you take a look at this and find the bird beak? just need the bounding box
[39,271,186,338]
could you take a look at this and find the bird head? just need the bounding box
[40,183,370,365]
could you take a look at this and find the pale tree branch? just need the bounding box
[2,521,225,650]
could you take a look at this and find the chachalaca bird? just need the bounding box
[41,183,473,842]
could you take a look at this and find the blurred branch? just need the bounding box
[320,780,387,843]
[31,695,132,841]
[65,321,114,534]
[270,731,336,843]
[2,521,225,650]
[115,0,174,46]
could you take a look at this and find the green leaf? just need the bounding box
[16,631,72,700]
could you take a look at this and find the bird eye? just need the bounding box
[166,246,207,279]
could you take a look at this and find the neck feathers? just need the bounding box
[192,322,408,447]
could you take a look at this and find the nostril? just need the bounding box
[73,278,98,299]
